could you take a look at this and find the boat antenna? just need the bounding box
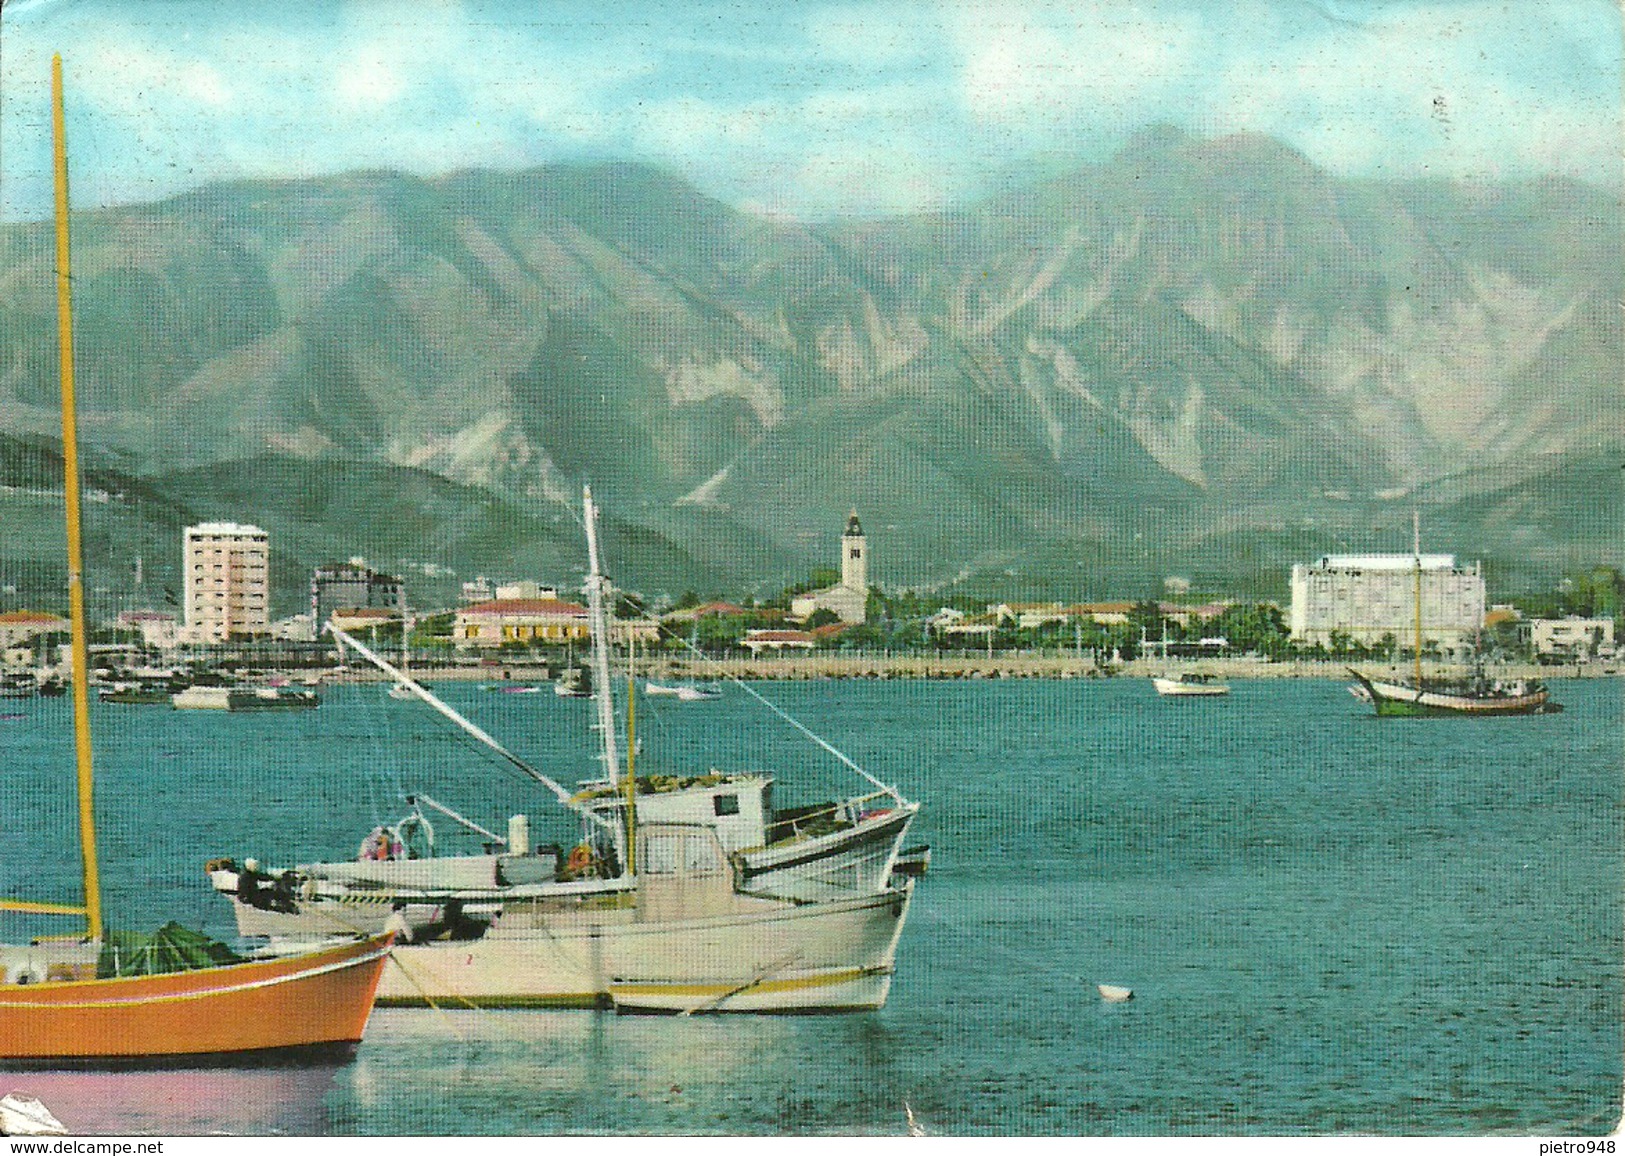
[582,486,623,789]
[616,589,910,807]
[52,54,102,943]
[1413,509,1423,692]
[328,624,617,834]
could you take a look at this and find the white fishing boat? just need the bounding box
[206,488,922,1011]
[1151,672,1230,697]
[172,685,319,711]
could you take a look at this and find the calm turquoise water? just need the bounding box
[2,677,1620,1136]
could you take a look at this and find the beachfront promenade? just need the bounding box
[328,652,1613,683]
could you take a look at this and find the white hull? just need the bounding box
[644,681,720,702]
[1151,676,1229,697]
[278,884,913,1011]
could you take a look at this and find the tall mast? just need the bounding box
[582,487,621,788]
[52,54,103,943]
[1412,509,1423,692]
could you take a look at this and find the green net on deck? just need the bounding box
[96,921,244,978]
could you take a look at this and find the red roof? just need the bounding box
[810,622,848,638]
[746,629,815,643]
[462,599,587,617]
[0,610,68,625]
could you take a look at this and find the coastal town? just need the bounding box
[1,509,1617,693]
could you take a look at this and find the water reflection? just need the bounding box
[5,1062,343,1135]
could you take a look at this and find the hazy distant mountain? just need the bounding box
[0,128,1617,610]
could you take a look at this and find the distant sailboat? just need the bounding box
[1349,513,1558,717]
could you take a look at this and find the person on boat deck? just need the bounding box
[359,825,402,862]
[236,858,267,906]
[269,868,299,913]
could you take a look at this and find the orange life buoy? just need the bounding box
[565,844,594,874]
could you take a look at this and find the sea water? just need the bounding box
[1,677,1619,1136]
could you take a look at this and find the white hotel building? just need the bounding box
[1290,553,1486,658]
[183,522,271,642]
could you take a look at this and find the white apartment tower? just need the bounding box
[184,522,271,642]
[1289,552,1486,658]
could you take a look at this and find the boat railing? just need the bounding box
[767,789,896,846]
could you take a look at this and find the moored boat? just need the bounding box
[1346,669,1559,717]
[1348,513,1560,718]
[553,666,591,697]
[207,488,922,1012]
[0,57,391,1067]
[644,680,721,702]
[172,685,319,711]
[1151,672,1230,697]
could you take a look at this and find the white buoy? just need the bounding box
[1097,983,1134,1003]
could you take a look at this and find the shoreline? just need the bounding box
[322,654,1620,684]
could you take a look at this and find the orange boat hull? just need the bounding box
[0,936,391,1062]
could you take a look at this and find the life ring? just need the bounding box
[5,960,47,986]
[565,844,594,874]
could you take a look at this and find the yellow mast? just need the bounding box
[52,54,103,944]
[1412,510,1423,693]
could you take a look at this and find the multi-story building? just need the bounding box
[310,561,405,631]
[183,523,270,642]
[1529,617,1615,660]
[1289,553,1486,658]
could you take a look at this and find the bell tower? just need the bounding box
[841,510,866,593]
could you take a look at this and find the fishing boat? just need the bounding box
[554,665,591,697]
[1151,672,1229,697]
[0,56,392,1065]
[171,685,319,711]
[206,488,920,1012]
[644,680,721,702]
[1349,514,1559,717]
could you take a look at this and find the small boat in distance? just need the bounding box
[1349,513,1560,718]
[172,685,319,711]
[1151,672,1230,697]
[644,680,721,702]
[554,666,591,697]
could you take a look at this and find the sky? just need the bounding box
[0,0,1619,222]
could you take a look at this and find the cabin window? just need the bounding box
[713,794,740,817]
[642,835,680,875]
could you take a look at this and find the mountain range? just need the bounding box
[0,126,1618,614]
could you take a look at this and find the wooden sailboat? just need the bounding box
[1349,513,1557,717]
[0,56,392,1064]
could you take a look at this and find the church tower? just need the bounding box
[841,510,867,593]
